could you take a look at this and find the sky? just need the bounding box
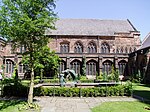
[55,0,150,41]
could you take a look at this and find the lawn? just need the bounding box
[0,100,40,112]
[132,83,150,100]
[92,83,150,112]
[92,101,150,112]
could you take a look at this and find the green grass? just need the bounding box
[133,83,150,100]
[92,83,150,112]
[0,100,40,112]
[92,101,150,112]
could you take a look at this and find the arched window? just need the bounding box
[20,45,26,53]
[120,47,124,53]
[125,47,128,53]
[87,42,97,53]
[18,62,27,73]
[59,60,66,73]
[101,42,110,53]
[5,59,14,74]
[70,60,81,75]
[60,43,69,53]
[102,60,112,75]
[74,42,83,53]
[118,60,126,75]
[86,60,97,76]
[116,47,119,53]
[129,47,132,53]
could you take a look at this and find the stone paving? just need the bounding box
[34,96,138,112]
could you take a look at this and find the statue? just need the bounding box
[62,69,78,83]
[59,74,66,87]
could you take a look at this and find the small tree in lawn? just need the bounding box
[0,0,57,104]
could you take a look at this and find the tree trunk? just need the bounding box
[28,68,34,104]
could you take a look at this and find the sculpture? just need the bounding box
[62,69,78,83]
[59,74,66,87]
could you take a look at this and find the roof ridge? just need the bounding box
[59,18,127,21]
[142,32,150,45]
[127,19,137,31]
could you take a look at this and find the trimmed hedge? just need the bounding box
[34,84,132,97]
[3,82,132,97]
[3,83,29,97]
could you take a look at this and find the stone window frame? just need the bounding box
[60,42,69,53]
[70,60,81,75]
[118,60,127,75]
[102,60,113,75]
[20,45,26,53]
[101,42,110,53]
[125,47,128,53]
[86,60,97,76]
[59,60,66,73]
[87,42,97,53]
[18,62,27,73]
[5,59,14,74]
[74,41,83,53]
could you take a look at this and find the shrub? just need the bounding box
[80,79,94,83]
[3,83,28,97]
[34,84,132,97]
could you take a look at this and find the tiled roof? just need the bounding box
[138,32,150,50]
[46,19,137,36]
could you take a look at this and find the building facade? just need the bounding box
[127,33,150,83]
[0,19,141,79]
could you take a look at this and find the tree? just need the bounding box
[22,46,60,80]
[0,0,57,104]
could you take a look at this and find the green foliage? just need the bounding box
[102,72,108,81]
[80,79,94,83]
[34,84,132,97]
[22,46,60,78]
[81,56,86,76]
[3,82,29,97]
[80,76,87,80]
[0,0,57,104]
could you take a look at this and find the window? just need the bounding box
[74,42,83,53]
[59,61,66,73]
[5,59,14,74]
[86,61,97,76]
[60,43,69,53]
[102,60,112,75]
[116,47,119,53]
[129,47,132,53]
[20,46,26,53]
[125,47,128,53]
[87,42,96,53]
[118,61,126,75]
[70,60,81,75]
[101,42,110,53]
[18,63,27,73]
[120,47,124,53]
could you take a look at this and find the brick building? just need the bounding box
[127,33,150,83]
[0,19,141,79]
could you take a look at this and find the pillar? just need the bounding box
[66,56,70,69]
[99,56,103,74]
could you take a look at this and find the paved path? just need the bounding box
[34,96,138,112]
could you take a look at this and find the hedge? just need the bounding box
[34,84,132,97]
[3,82,132,97]
[3,83,29,97]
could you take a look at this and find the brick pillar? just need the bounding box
[99,56,103,74]
[66,56,70,69]
[115,56,118,70]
